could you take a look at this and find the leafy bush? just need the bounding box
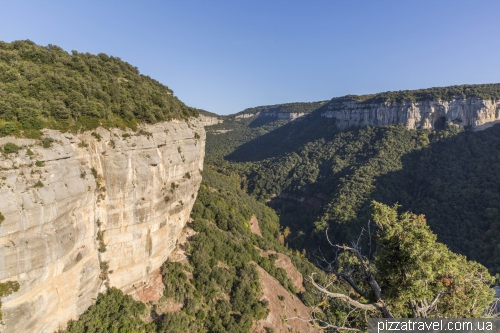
[41,137,54,148]
[3,142,20,154]
[0,281,20,322]
[62,288,155,333]
[91,132,102,141]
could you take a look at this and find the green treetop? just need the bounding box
[0,40,198,137]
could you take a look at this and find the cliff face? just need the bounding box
[0,118,206,333]
[320,97,500,130]
[235,112,306,120]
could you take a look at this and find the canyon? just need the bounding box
[233,97,500,131]
[2,93,500,332]
[0,117,209,333]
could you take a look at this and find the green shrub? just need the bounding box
[78,140,89,148]
[0,281,20,322]
[3,142,20,154]
[41,137,54,148]
[62,288,154,333]
[138,129,152,138]
[91,132,102,141]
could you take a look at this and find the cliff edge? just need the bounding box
[321,97,500,130]
[0,117,207,333]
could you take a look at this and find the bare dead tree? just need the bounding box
[311,226,394,319]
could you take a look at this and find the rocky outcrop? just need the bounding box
[251,264,318,333]
[197,114,223,126]
[235,112,306,120]
[321,97,500,130]
[0,118,206,333]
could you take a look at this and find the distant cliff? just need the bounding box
[235,111,307,120]
[0,118,206,333]
[320,97,500,130]
[318,84,500,131]
[234,101,328,121]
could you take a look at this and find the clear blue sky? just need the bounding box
[2,1,500,115]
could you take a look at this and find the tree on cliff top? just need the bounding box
[311,202,494,330]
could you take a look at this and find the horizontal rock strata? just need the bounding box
[320,97,500,130]
[0,118,206,333]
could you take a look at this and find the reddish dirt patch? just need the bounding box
[130,268,165,303]
[249,215,262,237]
[258,249,305,293]
[275,253,305,293]
[251,264,319,333]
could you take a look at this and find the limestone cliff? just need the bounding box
[0,118,206,333]
[235,111,306,120]
[320,97,500,130]
[233,101,328,121]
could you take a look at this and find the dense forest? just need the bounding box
[206,102,500,275]
[325,83,500,105]
[0,40,198,138]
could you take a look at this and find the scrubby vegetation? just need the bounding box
[328,83,500,105]
[2,142,20,154]
[310,202,493,330]
[0,281,20,323]
[61,169,327,332]
[6,51,496,331]
[206,100,500,276]
[62,288,155,333]
[235,100,328,116]
[0,40,198,138]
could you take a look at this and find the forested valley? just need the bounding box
[48,89,500,331]
[1,41,499,332]
[207,103,500,275]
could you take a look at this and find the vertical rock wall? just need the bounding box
[0,118,206,333]
[320,97,500,130]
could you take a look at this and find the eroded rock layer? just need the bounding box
[321,97,500,130]
[0,118,206,333]
[235,112,306,120]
